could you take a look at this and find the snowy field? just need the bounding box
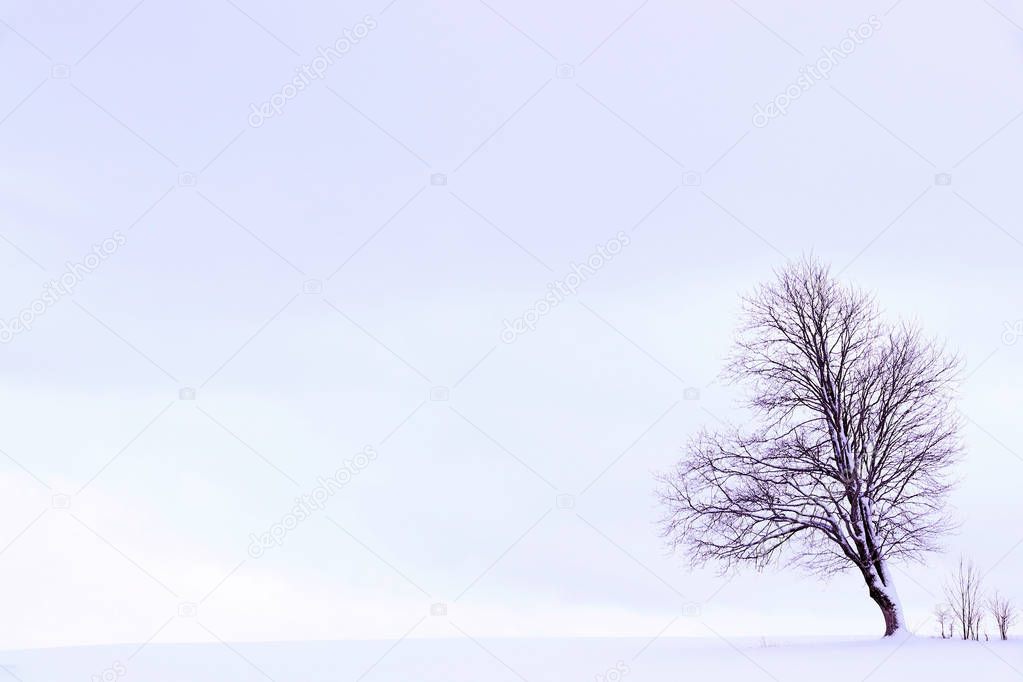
[3,636,1022,681]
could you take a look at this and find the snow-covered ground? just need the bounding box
[3,636,1021,681]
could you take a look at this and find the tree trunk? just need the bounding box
[870,591,901,636]
[849,494,906,637]
[864,571,905,636]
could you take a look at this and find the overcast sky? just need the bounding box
[1,0,1022,650]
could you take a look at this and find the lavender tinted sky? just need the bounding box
[0,0,1021,649]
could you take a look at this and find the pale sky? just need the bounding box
[1,0,1022,650]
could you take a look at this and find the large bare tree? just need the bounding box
[659,258,961,636]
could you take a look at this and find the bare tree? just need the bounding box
[658,258,962,636]
[944,557,983,640]
[934,604,952,639]
[988,591,1017,640]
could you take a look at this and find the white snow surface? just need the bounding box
[3,636,1022,681]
